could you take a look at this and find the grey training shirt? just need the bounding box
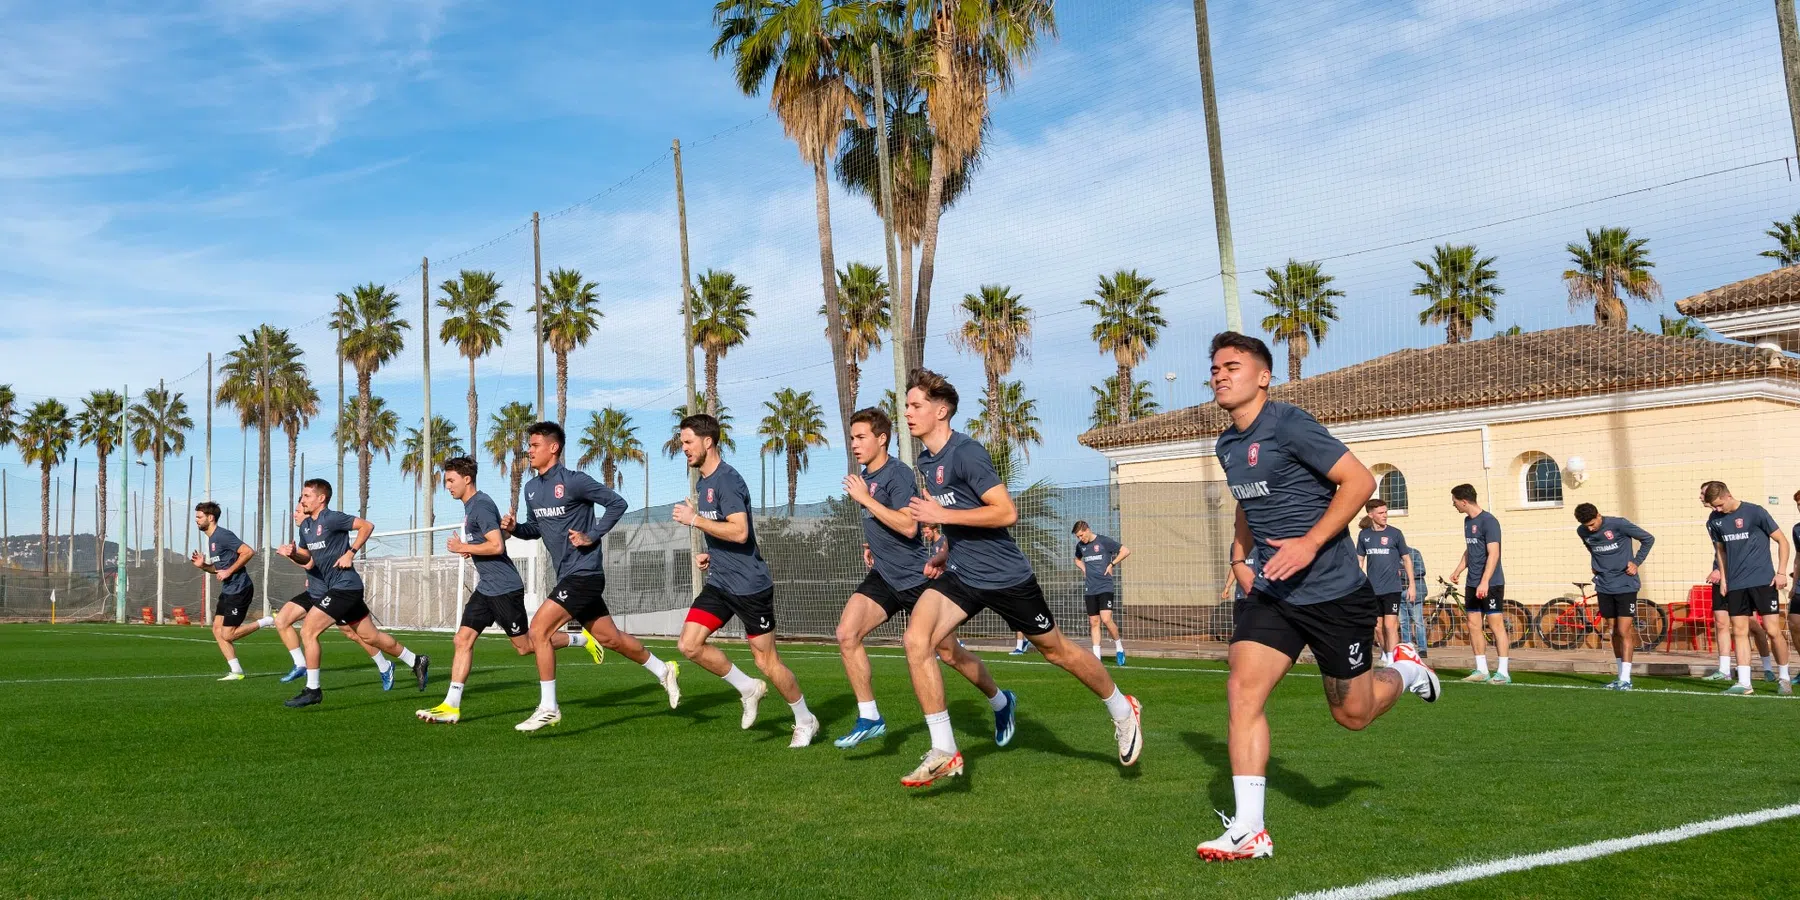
[1077,534,1122,596]
[1356,525,1411,596]
[206,526,252,595]
[1577,516,1654,595]
[914,432,1035,590]
[512,463,628,580]
[1707,502,1779,591]
[694,460,773,595]
[861,458,929,592]
[303,509,364,593]
[463,490,523,595]
[1462,510,1505,587]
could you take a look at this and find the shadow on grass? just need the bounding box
[1181,730,1380,809]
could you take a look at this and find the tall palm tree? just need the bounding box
[953,283,1031,445]
[1413,244,1503,344]
[17,399,75,574]
[216,326,307,548]
[714,0,863,472]
[331,396,400,467]
[400,417,464,488]
[332,283,409,519]
[1761,212,1800,268]
[579,407,646,491]
[1089,376,1159,429]
[1256,260,1342,382]
[75,390,125,577]
[664,396,736,458]
[537,267,603,424]
[823,261,891,407]
[964,379,1041,463]
[1564,227,1661,330]
[484,401,538,513]
[758,387,828,516]
[277,378,320,542]
[438,269,511,459]
[690,269,755,416]
[128,388,191,579]
[0,384,16,451]
[1083,269,1169,423]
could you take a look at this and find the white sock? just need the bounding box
[1474,655,1489,674]
[288,647,305,666]
[1763,655,1775,673]
[1232,775,1267,832]
[1781,665,1792,682]
[445,682,465,707]
[567,631,587,647]
[1618,660,1632,682]
[1496,657,1509,677]
[397,648,418,667]
[857,700,880,720]
[373,653,393,674]
[722,664,758,693]
[1101,686,1132,720]
[1382,651,1395,665]
[540,679,557,710]
[987,690,1010,712]
[641,652,668,679]
[1092,644,1102,657]
[256,616,275,628]
[305,668,320,689]
[227,657,243,674]
[1719,655,1732,672]
[1114,639,1124,653]
[1014,638,1027,651]
[788,695,812,723]
[925,710,957,754]
[1390,658,1426,690]
[1738,665,1752,687]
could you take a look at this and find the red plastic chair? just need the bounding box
[1666,585,1715,651]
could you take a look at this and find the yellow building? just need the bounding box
[1078,324,1800,633]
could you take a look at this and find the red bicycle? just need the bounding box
[1534,581,1668,652]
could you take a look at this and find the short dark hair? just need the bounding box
[303,478,333,504]
[849,406,892,442]
[1359,515,1373,530]
[1451,483,1477,503]
[526,421,565,452]
[680,413,721,448]
[195,501,221,520]
[1071,520,1090,534]
[1574,502,1599,522]
[1701,480,1730,503]
[1210,331,1274,372]
[444,456,477,480]
[907,367,959,417]
[1365,498,1387,512]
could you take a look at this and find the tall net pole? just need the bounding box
[1193,0,1243,333]
[674,139,702,600]
[872,43,914,466]
[421,257,434,620]
[533,212,545,421]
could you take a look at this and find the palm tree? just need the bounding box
[537,268,602,424]
[75,390,125,577]
[1084,269,1169,423]
[276,377,320,542]
[579,407,646,491]
[1761,212,1800,268]
[401,417,464,488]
[216,326,307,548]
[664,396,736,458]
[964,380,1041,464]
[823,262,891,407]
[1089,375,1159,429]
[332,283,409,519]
[1633,314,1706,338]
[128,388,191,580]
[0,384,15,451]
[952,283,1031,445]
[690,269,755,416]
[758,387,829,516]
[1413,244,1503,344]
[1564,227,1661,330]
[1256,260,1343,382]
[438,269,511,459]
[1498,324,1524,336]
[484,401,538,514]
[331,396,400,467]
[17,399,75,574]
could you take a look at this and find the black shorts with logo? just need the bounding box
[1597,592,1637,620]
[317,589,372,626]
[854,570,924,619]
[546,573,610,624]
[1084,592,1116,617]
[690,584,777,637]
[461,589,530,637]
[216,585,256,627]
[285,591,320,613]
[1375,592,1403,617]
[1725,584,1779,617]
[1465,583,1505,614]
[929,572,1055,636]
[1233,582,1378,679]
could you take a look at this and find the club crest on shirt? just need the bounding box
[1736,517,1744,529]
[706,487,715,503]
[210,542,217,552]
[1247,443,1260,467]
[1380,536,1388,546]
[1469,523,1477,535]
[935,465,945,485]
[1604,530,1614,540]
[554,484,565,499]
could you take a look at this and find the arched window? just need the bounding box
[1373,467,1409,514]
[1522,454,1563,506]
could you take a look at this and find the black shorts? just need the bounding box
[1465,583,1505,614]
[1790,589,1800,615]
[1375,592,1403,617]
[546,573,610,623]
[461,589,530,637]
[216,586,256,627]
[1085,592,1116,616]
[854,570,924,619]
[688,584,777,637]
[1233,582,1378,679]
[1597,592,1637,620]
[1725,585,1780,617]
[928,572,1055,636]
[285,591,320,613]
[316,589,371,626]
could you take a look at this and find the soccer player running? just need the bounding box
[1573,502,1655,691]
[272,504,387,685]
[897,368,1141,788]
[1703,480,1792,695]
[1448,484,1511,684]
[1355,499,1414,667]
[1196,333,1437,862]
[671,413,818,747]
[1072,521,1131,666]
[191,501,275,680]
[280,479,429,708]
[500,424,681,732]
[832,407,1013,749]
[416,455,617,725]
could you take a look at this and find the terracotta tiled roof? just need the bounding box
[1078,326,1793,450]
[1675,265,1800,317]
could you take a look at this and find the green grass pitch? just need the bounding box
[1,623,1797,898]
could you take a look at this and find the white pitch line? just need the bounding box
[1288,802,1800,900]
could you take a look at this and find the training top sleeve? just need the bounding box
[571,471,629,542]
[1282,406,1352,478]
[959,439,1004,499]
[322,509,357,537]
[469,496,501,541]
[1755,504,1779,537]
[716,468,750,519]
[1621,518,1654,565]
[1481,513,1502,546]
[1102,535,1121,559]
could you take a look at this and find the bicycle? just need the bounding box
[1534,582,1668,652]
[1422,577,1534,650]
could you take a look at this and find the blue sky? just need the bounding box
[3,0,1796,542]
